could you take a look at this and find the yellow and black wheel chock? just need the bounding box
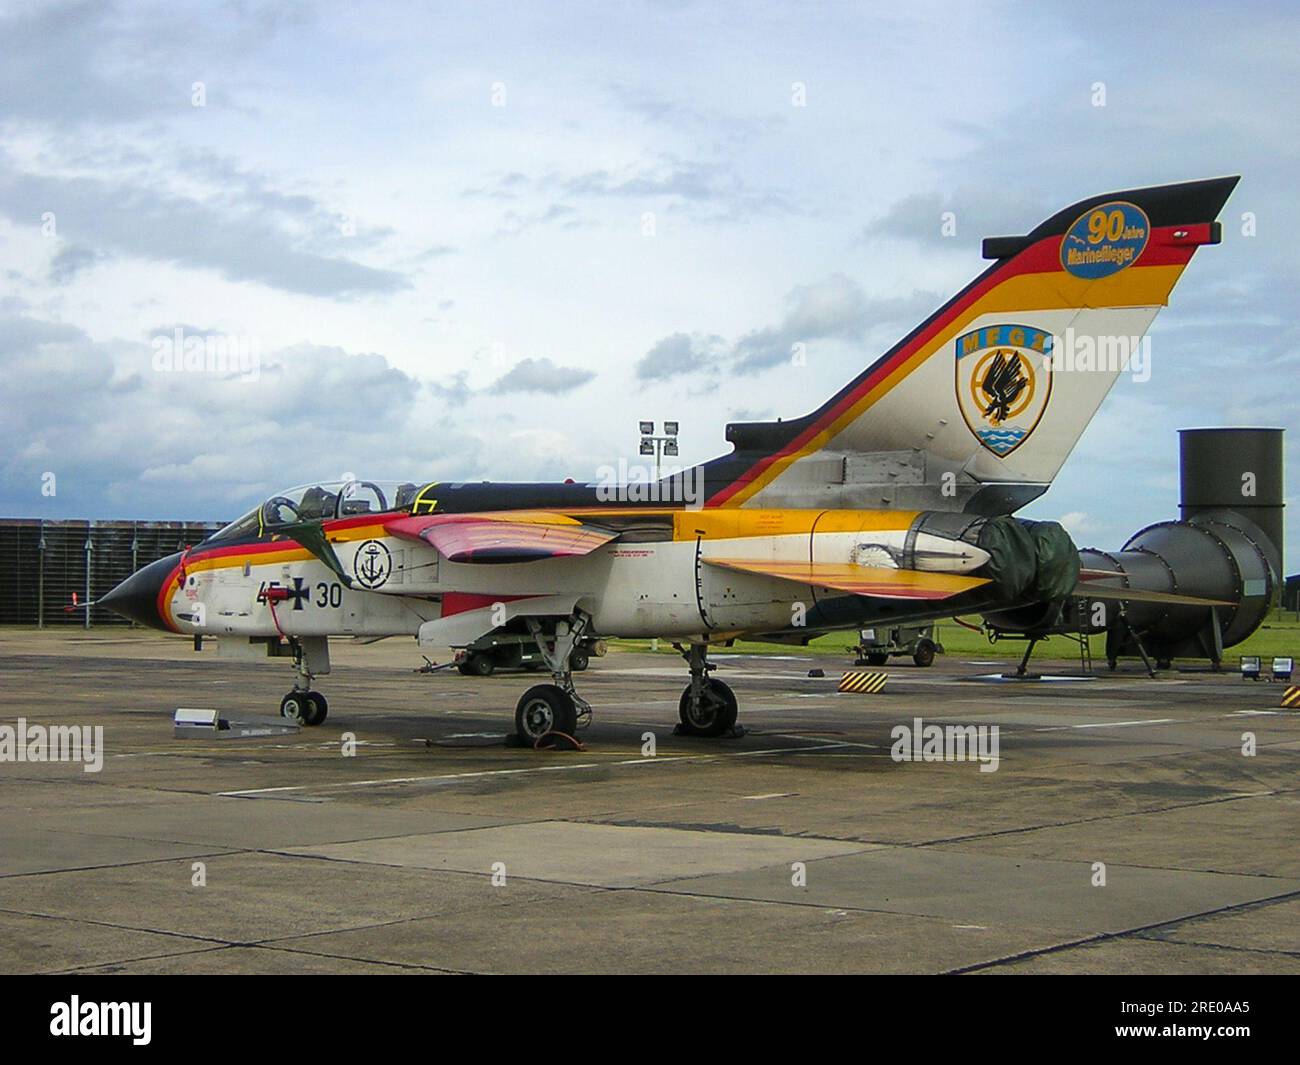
[838,671,888,694]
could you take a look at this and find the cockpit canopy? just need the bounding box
[210,479,428,542]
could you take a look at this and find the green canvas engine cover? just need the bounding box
[976,517,1079,602]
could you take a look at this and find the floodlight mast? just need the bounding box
[637,419,679,482]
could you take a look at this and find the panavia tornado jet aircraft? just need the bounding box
[103,177,1271,745]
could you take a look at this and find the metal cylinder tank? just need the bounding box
[1074,428,1284,660]
[1078,515,1274,650]
[1179,427,1284,577]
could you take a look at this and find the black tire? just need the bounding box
[280,692,308,724]
[912,641,936,668]
[467,652,494,677]
[678,678,739,737]
[456,661,472,675]
[514,684,578,743]
[865,652,889,666]
[569,649,590,672]
[1156,657,1172,670]
[303,691,328,726]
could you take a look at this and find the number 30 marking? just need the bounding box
[315,582,343,608]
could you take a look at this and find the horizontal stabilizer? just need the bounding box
[387,512,617,563]
[706,558,991,600]
[1072,583,1234,608]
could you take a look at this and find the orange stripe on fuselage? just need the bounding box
[673,509,917,540]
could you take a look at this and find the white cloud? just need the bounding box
[488,357,595,395]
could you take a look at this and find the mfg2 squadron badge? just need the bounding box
[954,323,1053,457]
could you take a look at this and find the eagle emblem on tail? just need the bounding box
[979,349,1029,424]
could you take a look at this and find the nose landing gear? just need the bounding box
[280,690,328,727]
[277,636,331,727]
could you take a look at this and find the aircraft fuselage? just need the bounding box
[139,508,994,646]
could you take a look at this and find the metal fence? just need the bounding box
[0,519,226,626]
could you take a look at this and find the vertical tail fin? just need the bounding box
[701,177,1239,512]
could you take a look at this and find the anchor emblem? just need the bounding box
[353,540,392,589]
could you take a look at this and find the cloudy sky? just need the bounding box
[2,0,1297,562]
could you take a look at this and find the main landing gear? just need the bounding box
[512,614,593,745]
[278,636,330,727]
[674,642,741,738]
[505,621,744,747]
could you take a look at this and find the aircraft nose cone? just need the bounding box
[100,552,183,630]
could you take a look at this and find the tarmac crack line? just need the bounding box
[46,944,237,975]
[942,886,1300,974]
[902,784,1298,853]
[47,941,467,976]
[243,942,473,974]
[572,785,1299,872]
[0,848,243,881]
[246,886,608,951]
[0,896,525,975]
[1129,932,1300,960]
[0,904,244,949]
